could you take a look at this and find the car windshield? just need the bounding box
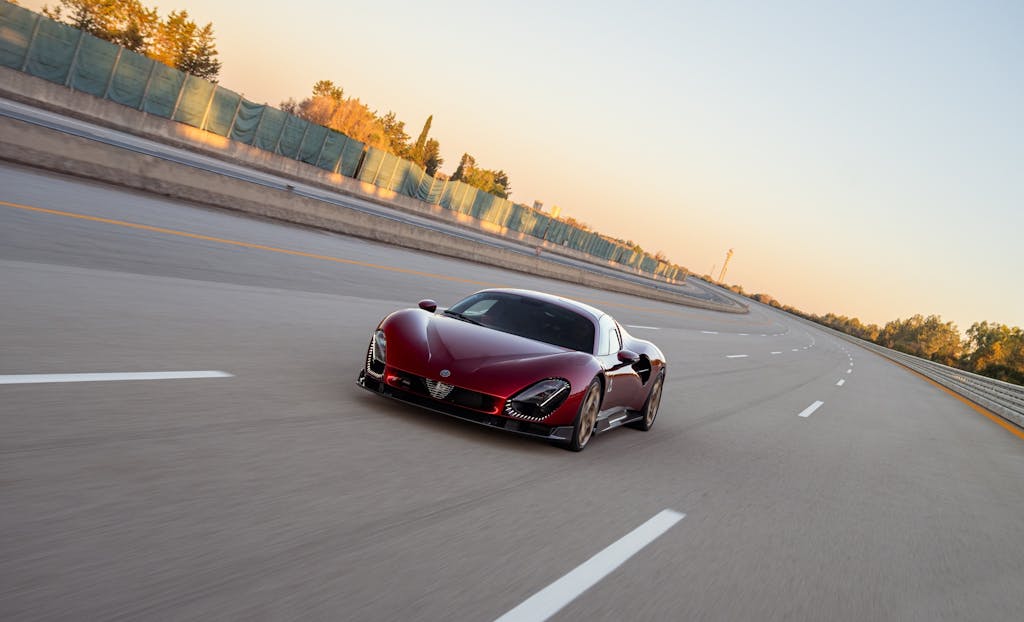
[446,292,595,353]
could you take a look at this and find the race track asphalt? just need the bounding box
[2,163,1023,621]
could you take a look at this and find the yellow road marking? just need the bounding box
[1,199,740,321]
[0,199,497,286]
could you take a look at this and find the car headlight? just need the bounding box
[372,330,387,365]
[506,379,571,419]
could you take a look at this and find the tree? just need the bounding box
[491,169,511,198]
[107,0,158,51]
[326,97,387,148]
[45,2,220,80]
[312,80,344,102]
[291,82,389,150]
[409,115,433,166]
[877,314,961,366]
[151,10,221,80]
[376,111,410,157]
[297,93,337,127]
[279,98,298,115]
[151,9,190,66]
[44,1,158,51]
[448,152,510,196]
[423,138,443,176]
[964,322,1024,384]
[178,21,220,80]
[43,0,109,37]
[451,153,475,182]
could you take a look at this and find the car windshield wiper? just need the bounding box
[443,310,484,326]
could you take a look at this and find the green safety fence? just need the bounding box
[0,1,684,280]
[470,192,513,226]
[171,74,214,128]
[0,2,364,177]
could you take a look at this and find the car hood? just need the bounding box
[383,309,590,396]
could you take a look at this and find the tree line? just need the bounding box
[723,286,1024,386]
[42,0,221,80]
[282,80,511,199]
[34,2,686,278]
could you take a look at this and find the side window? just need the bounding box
[596,315,620,356]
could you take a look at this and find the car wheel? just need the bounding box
[629,372,664,431]
[566,379,601,452]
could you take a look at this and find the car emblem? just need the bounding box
[425,379,454,399]
[440,369,451,378]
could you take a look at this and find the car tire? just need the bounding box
[628,371,664,431]
[563,378,601,452]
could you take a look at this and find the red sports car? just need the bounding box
[357,288,666,451]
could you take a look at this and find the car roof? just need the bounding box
[470,288,608,323]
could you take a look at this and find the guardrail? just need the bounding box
[693,282,1023,430]
[811,321,1024,430]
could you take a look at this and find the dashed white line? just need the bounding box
[625,325,660,330]
[846,369,852,374]
[792,349,800,352]
[494,509,686,622]
[701,331,719,335]
[798,400,825,418]
[739,333,749,336]
[770,351,782,355]
[836,379,846,386]
[726,354,749,359]
[0,371,234,384]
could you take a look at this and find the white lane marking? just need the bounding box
[625,325,660,330]
[494,509,685,622]
[739,333,749,336]
[846,369,852,374]
[792,349,800,352]
[0,371,233,385]
[798,400,825,418]
[770,351,782,355]
[726,354,749,359]
[701,331,719,335]
[836,379,846,386]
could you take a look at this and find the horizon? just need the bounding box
[19,0,1024,332]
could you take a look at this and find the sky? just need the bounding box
[23,0,1024,332]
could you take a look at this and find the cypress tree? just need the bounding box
[410,115,433,166]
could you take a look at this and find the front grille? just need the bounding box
[424,379,454,399]
[390,370,496,413]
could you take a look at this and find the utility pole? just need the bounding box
[717,249,734,283]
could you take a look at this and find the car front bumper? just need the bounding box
[357,370,574,442]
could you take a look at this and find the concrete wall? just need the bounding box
[0,66,675,284]
[0,113,745,312]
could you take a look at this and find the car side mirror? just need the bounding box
[617,349,640,364]
[418,299,438,313]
